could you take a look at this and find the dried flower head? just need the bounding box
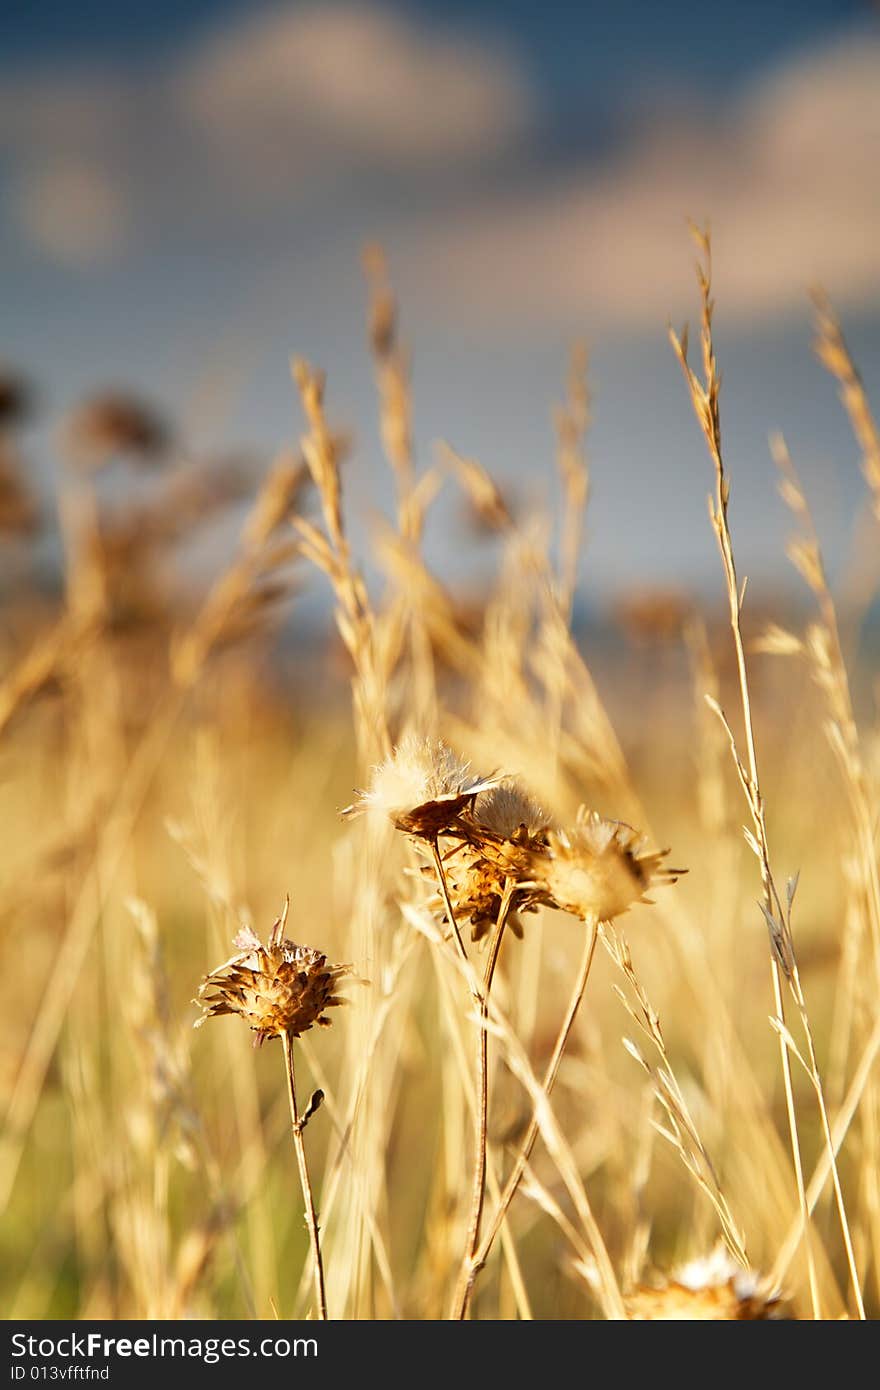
[441,782,551,941]
[536,807,683,922]
[471,782,550,843]
[626,1248,786,1320]
[344,731,499,838]
[194,901,349,1046]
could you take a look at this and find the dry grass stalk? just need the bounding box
[437,442,513,535]
[371,524,478,681]
[771,1011,880,1291]
[479,976,627,1318]
[347,735,505,1313]
[811,291,880,520]
[420,931,534,1318]
[111,899,252,1318]
[554,341,591,620]
[363,244,419,543]
[684,617,729,837]
[293,358,392,764]
[195,899,352,1318]
[363,249,454,732]
[769,434,880,988]
[765,434,880,1291]
[171,452,305,686]
[404,898,626,1318]
[454,810,680,1316]
[601,922,748,1266]
[459,916,601,1316]
[0,618,75,739]
[671,226,865,1318]
[452,879,517,1316]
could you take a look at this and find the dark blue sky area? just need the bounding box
[2,0,877,598]
[0,0,868,94]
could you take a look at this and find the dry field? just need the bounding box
[2,237,879,1320]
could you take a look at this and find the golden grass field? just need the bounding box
[2,237,879,1320]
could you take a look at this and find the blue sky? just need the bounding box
[2,0,879,604]
[1,1,866,82]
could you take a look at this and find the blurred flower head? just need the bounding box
[63,392,170,471]
[626,1246,786,1320]
[0,370,34,430]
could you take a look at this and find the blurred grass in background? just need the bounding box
[1,242,878,1319]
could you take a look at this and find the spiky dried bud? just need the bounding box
[626,1248,786,1320]
[535,807,683,922]
[343,731,499,838]
[194,902,350,1046]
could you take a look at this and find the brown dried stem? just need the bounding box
[454,914,600,1318]
[281,1030,327,1320]
[451,878,515,1319]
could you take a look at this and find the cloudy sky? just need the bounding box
[3,0,879,601]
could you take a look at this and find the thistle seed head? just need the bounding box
[470,782,550,843]
[626,1248,785,1320]
[439,782,548,940]
[536,807,683,922]
[343,731,499,838]
[194,901,350,1046]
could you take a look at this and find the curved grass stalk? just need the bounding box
[453,915,599,1319]
[670,226,864,1318]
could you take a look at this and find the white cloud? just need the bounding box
[181,3,528,170]
[400,32,880,329]
[2,9,877,333]
[14,161,131,268]
[0,3,529,266]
